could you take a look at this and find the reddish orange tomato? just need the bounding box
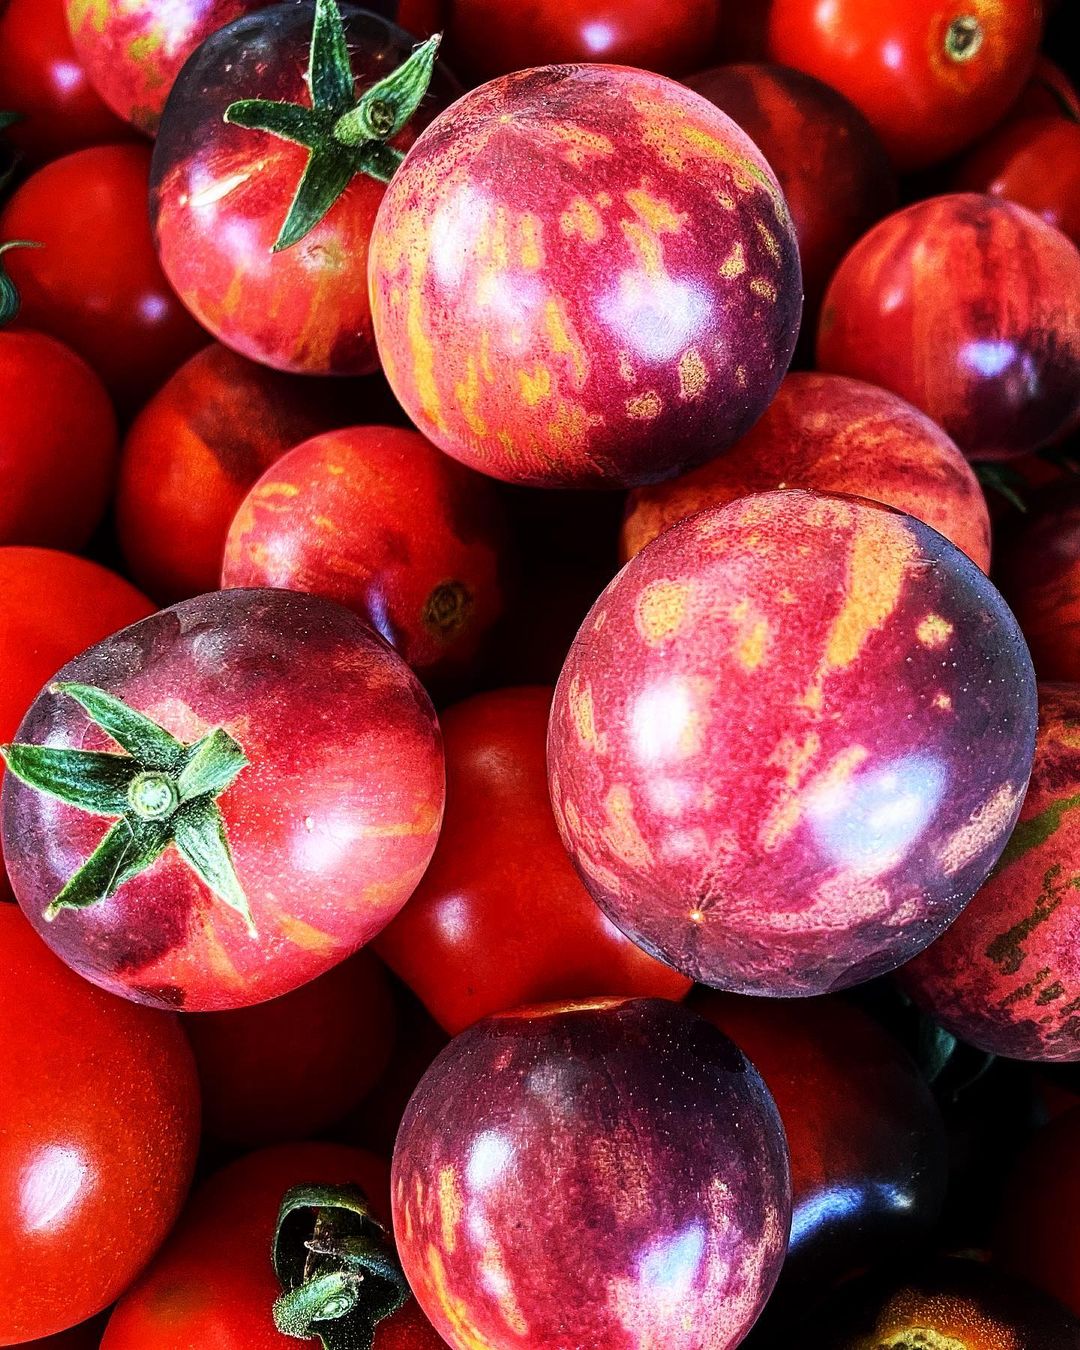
[766,0,1043,170]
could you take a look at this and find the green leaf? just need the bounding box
[334,34,441,146]
[0,239,41,327]
[224,99,322,147]
[273,146,356,251]
[53,683,185,770]
[177,728,249,802]
[0,111,21,132]
[173,796,256,935]
[307,0,356,117]
[355,140,405,186]
[0,744,138,816]
[44,816,170,920]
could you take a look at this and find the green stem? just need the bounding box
[0,239,41,327]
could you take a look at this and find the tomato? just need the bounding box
[548,491,1038,996]
[817,195,1080,462]
[765,0,1043,171]
[0,905,199,1345]
[369,63,802,487]
[1,588,445,1011]
[223,425,511,682]
[997,482,1080,680]
[102,1143,445,1349]
[185,947,397,1145]
[0,0,132,166]
[1008,54,1080,123]
[20,1322,106,1350]
[0,144,206,409]
[149,5,459,376]
[376,688,689,1033]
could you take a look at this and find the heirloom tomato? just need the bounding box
[997,482,1080,680]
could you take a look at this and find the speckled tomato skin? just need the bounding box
[1,589,445,1012]
[996,481,1080,680]
[150,6,459,376]
[817,194,1080,462]
[621,372,991,572]
[369,63,802,488]
[222,426,511,681]
[549,490,1038,997]
[901,683,1080,1062]
[392,998,792,1350]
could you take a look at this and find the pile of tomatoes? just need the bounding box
[1,1,1079,1347]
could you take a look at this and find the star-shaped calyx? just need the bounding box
[1,683,255,933]
[224,0,441,252]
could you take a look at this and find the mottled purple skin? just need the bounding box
[392,997,791,1350]
[548,490,1038,997]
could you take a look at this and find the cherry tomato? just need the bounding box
[766,0,1043,171]
[1,588,445,1011]
[376,688,689,1033]
[0,144,206,409]
[0,905,199,1345]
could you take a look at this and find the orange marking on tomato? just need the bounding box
[636,580,691,644]
[437,1166,462,1254]
[518,213,545,269]
[549,123,616,166]
[754,217,782,263]
[479,1243,530,1335]
[750,278,778,301]
[917,613,954,648]
[491,205,511,271]
[560,197,604,242]
[825,512,916,671]
[937,782,1025,875]
[933,692,954,711]
[425,1246,490,1350]
[678,348,709,400]
[479,329,495,384]
[734,364,748,388]
[569,675,606,753]
[405,240,444,430]
[454,355,488,437]
[617,351,636,382]
[626,390,663,420]
[547,400,602,454]
[737,619,769,670]
[718,242,747,278]
[518,364,552,406]
[276,912,340,956]
[543,298,589,387]
[363,800,443,837]
[602,785,654,867]
[624,188,685,234]
[595,191,613,208]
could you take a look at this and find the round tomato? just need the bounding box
[0,905,199,1345]
[0,144,206,409]
[766,0,1043,171]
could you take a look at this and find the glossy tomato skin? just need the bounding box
[102,1143,445,1350]
[765,0,1043,171]
[150,6,459,377]
[621,372,991,571]
[817,195,1080,462]
[952,116,1080,247]
[0,330,117,549]
[686,64,896,331]
[370,64,802,488]
[392,998,792,1350]
[222,426,512,681]
[902,682,1080,1061]
[376,688,689,1033]
[0,905,199,1345]
[549,491,1038,997]
[2,588,445,1011]
[997,483,1080,679]
[0,144,206,409]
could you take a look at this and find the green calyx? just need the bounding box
[272,1183,411,1350]
[0,239,41,328]
[224,0,441,252]
[0,683,255,933]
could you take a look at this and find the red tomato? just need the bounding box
[101,1143,445,1350]
[766,0,1043,171]
[0,0,132,165]
[0,330,117,549]
[185,948,397,1146]
[1008,54,1080,122]
[0,905,199,1345]
[0,144,206,409]
[376,687,689,1033]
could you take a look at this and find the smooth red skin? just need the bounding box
[150,6,458,377]
[686,64,896,328]
[102,1143,444,1350]
[765,0,1043,171]
[370,63,802,488]
[694,992,947,1291]
[0,906,199,1345]
[392,998,792,1350]
[2,588,445,1012]
[185,947,396,1146]
[0,0,132,165]
[902,682,1080,1061]
[447,0,721,82]
[996,1105,1080,1316]
[375,688,689,1034]
[952,116,1080,247]
[548,490,1038,997]
[223,426,511,681]
[622,371,991,572]
[996,482,1080,680]
[817,194,1080,463]
[0,145,206,409]
[1008,54,1080,123]
[0,330,118,550]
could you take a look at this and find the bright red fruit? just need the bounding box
[817,195,1080,462]
[0,905,199,1345]
[997,483,1080,679]
[376,687,689,1033]
[393,998,791,1350]
[223,426,511,681]
[1,588,445,1011]
[0,144,206,408]
[765,0,1042,171]
[1009,54,1080,123]
[902,683,1080,1062]
[621,372,991,571]
[370,63,802,487]
[548,490,1038,996]
[0,330,117,549]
